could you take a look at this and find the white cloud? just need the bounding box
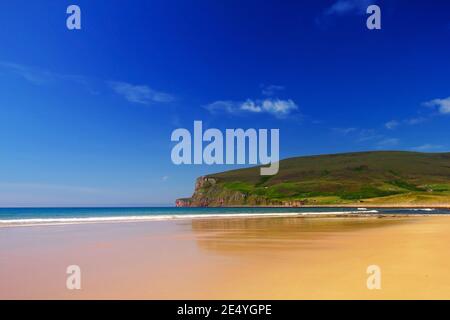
[261,99,298,116]
[316,0,373,26]
[109,81,174,105]
[385,120,399,130]
[261,84,285,96]
[412,144,445,152]
[241,99,262,113]
[325,0,372,16]
[205,84,297,119]
[205,100,239,114]
[423,97,450,114]
[161,176,169,181]
[205,98,298,118]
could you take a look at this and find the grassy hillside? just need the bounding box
[178,151,450,207]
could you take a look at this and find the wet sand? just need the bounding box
[1,216,450,299]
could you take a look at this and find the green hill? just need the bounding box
[176,151,450,207]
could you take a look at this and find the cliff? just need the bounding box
[176,151,450,207]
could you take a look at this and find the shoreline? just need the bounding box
[0,210,448,228]
[2,203,450,209]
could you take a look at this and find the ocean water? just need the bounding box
[0,207,449,227]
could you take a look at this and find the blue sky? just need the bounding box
[0,0,450,206]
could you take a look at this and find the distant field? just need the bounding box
[180,151,450,207]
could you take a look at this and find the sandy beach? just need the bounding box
[1,215,450,299]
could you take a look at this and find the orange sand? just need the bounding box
[1,216,450,299]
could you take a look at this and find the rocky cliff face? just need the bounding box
[175,176,224,207]
[175,176,305,207]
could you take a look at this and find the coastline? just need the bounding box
[0,207,448,228]
[176,204,450,208]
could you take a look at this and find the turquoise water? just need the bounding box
[0,207,449,226]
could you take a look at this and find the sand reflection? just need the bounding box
[189,216,414,255]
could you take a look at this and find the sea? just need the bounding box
[0,206,449,227]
